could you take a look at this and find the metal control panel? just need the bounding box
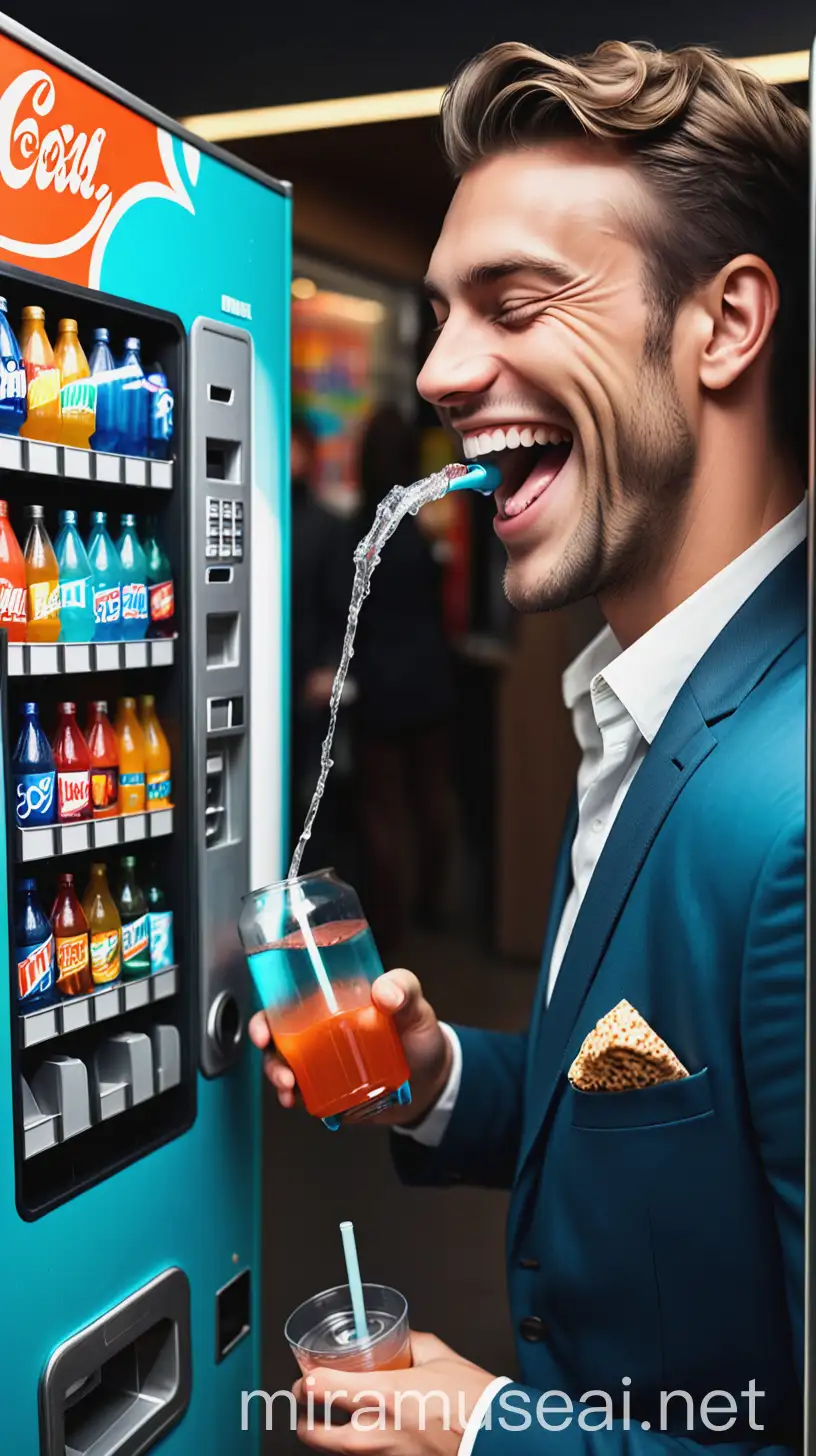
[189,319,252,1077]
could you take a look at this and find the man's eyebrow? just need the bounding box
[424,256,576,303]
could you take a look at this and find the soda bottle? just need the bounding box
[86,700,119,819]
[0,297,27,436]
[52,702,92,823]
[117,337,148,456]
[146,365,174,459]
[54,509,95,643]
[12,702,56,828]
[87,510,122,642]
[116,856,151,978]
[115,697,146,814]
[24,505,60,643]
[19,307,61,443]
[0,500,27,642]
[54,319,95,450]
[82,863,121,986]
[15,878,56,1009]
[145,875,175,972]
[50,872,92,998]
[143,518,175,638]
[117,514,149,640]
[88,327,119,453]
[138,695,172,809]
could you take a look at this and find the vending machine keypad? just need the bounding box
[206,496,244,560]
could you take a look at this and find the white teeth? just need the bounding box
[478,433,493,456]
[463,436,477,460]
[506,426,520,449]
[492,428,506,453]
[520,427,535,448]
[534,427,549,446]
[546,429,562,445]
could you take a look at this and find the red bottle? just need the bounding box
[86,700,119,819]
[52,702,91,822]
[50,872,92,997]
[0,499,27,643]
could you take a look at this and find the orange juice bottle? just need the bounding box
[115,697,146,814]
[24,504,60,643]
[19,307,61,443]
[54,319,95,450]
[138,694,172,810]
[82,862,121,985]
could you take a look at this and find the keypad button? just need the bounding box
[519,1316,547,1342]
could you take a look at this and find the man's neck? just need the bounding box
[599,441,804,651]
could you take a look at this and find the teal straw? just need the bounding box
[340,1220,369,1342]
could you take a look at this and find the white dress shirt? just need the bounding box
[399,497,807,1153]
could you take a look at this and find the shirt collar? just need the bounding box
[562,497,807,744]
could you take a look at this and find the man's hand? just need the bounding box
[249,971,453,1128]
[293,1331,496,1456]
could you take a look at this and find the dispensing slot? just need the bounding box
[215,1269,251,1363]
[207,696,244,732]
[40,1269,191,1456]
[206,567,233,586]
[205,439,241,482]
[206,614,240,669]
[206,754,226,846]
[208,384,234,405]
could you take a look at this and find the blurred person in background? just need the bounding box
[354,403,457,958]
[290,416,353,867]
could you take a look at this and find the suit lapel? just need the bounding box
[512,540,807,1196]
[522,796,578,1104]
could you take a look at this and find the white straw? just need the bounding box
[340,1220,369,1342]
[290,883,339,1014]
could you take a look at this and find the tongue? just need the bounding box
[504,444,571,518]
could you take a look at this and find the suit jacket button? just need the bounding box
[520,1316,546,1342]
[519,1257,540,1271]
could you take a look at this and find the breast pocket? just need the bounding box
[570,1067,713,1131]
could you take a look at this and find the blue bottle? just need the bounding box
[0,297,27,437]
[88,327,119,453]
[117,513,149,640]
[146,365,174,460]
[12,702,56,828]
[117,336,148,457]
[55,510,96,643]
[15,878,56,1010]
[87,510,123,642]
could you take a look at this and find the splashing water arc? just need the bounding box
[288,463,467,880]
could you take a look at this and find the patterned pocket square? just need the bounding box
[568,999,689,1092]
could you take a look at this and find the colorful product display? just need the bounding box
[50,873,93,997]
[15,878,56,1009]
[86,700,119,818]
[140,694,172,808]
[117,856,151,978]
[52,701,92,823]
[0,498,27,642]
[23,504,60,642]
[0,303,174,459]
[12,701,56,828]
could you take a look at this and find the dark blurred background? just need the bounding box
[3,1,809,1441]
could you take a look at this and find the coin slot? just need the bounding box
[208,384,234,405]
[206,613,240,669]
[206,567,233,585]
[206,438,241,482]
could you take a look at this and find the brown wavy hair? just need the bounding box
[441,41,809,467]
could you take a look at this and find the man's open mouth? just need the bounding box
[461,424,573,518]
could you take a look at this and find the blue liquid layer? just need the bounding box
[247,920,383,1015]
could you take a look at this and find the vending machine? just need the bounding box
[0,12,289,1452]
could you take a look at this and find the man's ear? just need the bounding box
[697,255,779,392]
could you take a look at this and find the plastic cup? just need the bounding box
[238,869,412,1129]
[285,1283,412,1374]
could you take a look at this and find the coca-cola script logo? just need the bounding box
[0,33,200,288]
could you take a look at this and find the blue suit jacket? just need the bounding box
[394,543,806,1456]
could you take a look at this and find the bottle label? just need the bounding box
[120,772,145,788]
[56,932,89,982]
[29,579,60,621]
[0,583,27,625]
[18,933,55,1000]
[26,365,60,412]
[91,767,119,812]
[61,577,90,611]
[94,584,121,624]
[0,364,26,401]
[149,911,175,972]
[58,770,90,820]
[147,772,171,804]
[60,379,97,417]
[90,930,120,984]
[122,914,150,971]
[150,581,174,622]
[122,583,148,620]
[15,771,55,826]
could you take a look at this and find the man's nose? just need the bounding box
[417,329,499,408]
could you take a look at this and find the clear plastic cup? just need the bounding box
[238,869,411,1129]
[285,1283,412,1373]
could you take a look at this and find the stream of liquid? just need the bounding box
[288,462,468,879]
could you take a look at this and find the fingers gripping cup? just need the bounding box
[285,1284,411,1374]
[238,869,411,1128]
